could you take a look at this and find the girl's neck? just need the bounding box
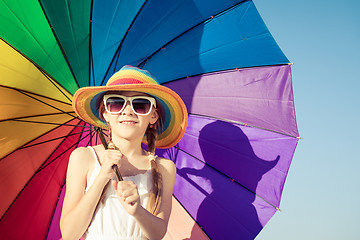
[111,136,145,159]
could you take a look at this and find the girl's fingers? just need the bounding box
[114,181,139,201]
[124,195,138,205]
[111,180,118,189]
[101,150,122,175]
[121,188,137,199]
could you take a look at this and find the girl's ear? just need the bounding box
[149,110,159,125]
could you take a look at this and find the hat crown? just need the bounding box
[106,65,159,86]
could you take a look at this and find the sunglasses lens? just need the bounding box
[132,98,152,114]
[106,97,125,113]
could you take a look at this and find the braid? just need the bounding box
[146,125,162,215]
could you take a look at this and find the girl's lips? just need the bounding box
[119,120,137,125]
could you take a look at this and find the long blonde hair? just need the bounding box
[145,123,162,215]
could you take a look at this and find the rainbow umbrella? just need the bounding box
[0,0,299,239]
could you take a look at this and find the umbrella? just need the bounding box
[0,0,299,239]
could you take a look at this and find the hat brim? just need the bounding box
[73,83,188,149]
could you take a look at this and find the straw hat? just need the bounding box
[72,65,188,149]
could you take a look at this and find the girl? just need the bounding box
[60,66,188,240]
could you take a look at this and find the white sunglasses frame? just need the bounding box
[103,94,157,116]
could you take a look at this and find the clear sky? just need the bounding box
[253,0,360,239]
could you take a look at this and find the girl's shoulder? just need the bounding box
[155,156,176,177]
[71,144,103,157]
[70,146,92,159]
[69,145,102,168]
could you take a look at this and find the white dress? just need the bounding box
[83,147,152,240]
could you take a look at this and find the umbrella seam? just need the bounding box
[8,119,93,128]
[171,194,212,239]
[99,0,149,86]
[37,0,80,89]
[175,145,282,211]
[95,0,123,85]
[189,113,300,139]
[89,0,94,87]
[161,64,291,85]
[0,2,74,89]
[124,0,185,65]
[174,161,258,238]
[189,95,295,102]
[139,0,248,68]
[181,118,293,178]
[0,120,88,222]
[37,124,89,173]
[16,89,77,118]
[0,112,76,123]
[45,179,67,240]
[20,129,91,149]
[183,130,287,175]
[0,118,84,160]
[196,32,270,61]
[22,125,87,238]
[0,60,73,104]
[0,85,72,106]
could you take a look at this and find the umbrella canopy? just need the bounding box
[0,0,299,239]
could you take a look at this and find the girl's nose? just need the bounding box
[121,101,134,115]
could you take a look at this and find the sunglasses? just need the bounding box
[103,94,157,116]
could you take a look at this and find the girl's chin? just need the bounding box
[112,125,147,139]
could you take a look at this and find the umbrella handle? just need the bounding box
[96,127,123,181]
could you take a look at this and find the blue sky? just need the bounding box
[253,0,360,239]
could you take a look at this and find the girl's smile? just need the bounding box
[119,120,138,125]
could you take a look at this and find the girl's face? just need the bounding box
[102,91,159,142]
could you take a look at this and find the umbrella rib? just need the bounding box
[84,128,99,147]
[171,194,212,239]
[37,0,80,89]
[189,113,300,139]
[16,89,77,118]
[45,179,67,240]
[0,112,76,123]
[8,118,92,129]
[0,37,73,103]
[0,122,90,222]
[19,129,91,149]
[99,0,149,86]
[162,63,292,85]
[37,129,91,173]
[87,129,96,146]
[89,0,94,87]
[35,64,73,103]
[0,2,79,90]
[0,80,72,106]
[138,0,248,68]
[175,146,281,211]
[173,180,254,238]
[0,119,84,160]
[45,124,97,238]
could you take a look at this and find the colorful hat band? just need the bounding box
[109,78,145,85]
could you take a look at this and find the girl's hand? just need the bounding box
[112,180,142,216]
[98,149,122,181]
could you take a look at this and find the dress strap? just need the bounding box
[88,146,102,166]
[85,146,102,192]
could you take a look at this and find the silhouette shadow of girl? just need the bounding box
[169,120,279,239]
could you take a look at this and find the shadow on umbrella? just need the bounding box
[174,120,279,239]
